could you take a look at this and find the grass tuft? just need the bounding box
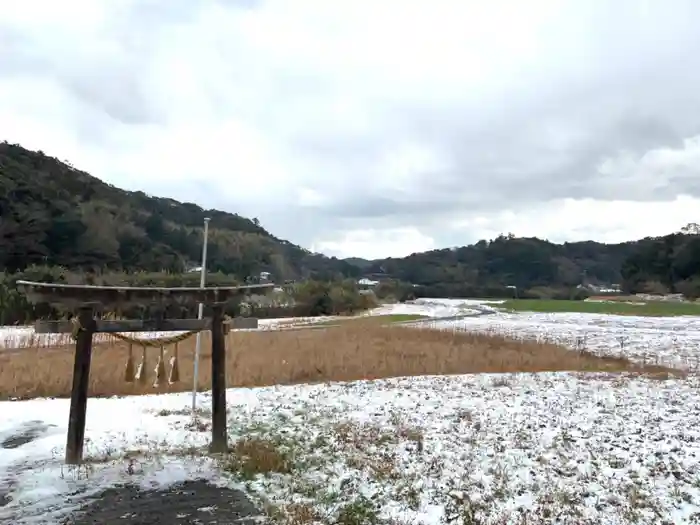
[222,436,296,479]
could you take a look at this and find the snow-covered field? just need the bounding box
[2,374,700,524]
[4,298,700,523]
[425,310,700,372]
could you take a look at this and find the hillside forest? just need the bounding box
[2,141,700,323]
[363,227,700,301]
[0,142,359,280]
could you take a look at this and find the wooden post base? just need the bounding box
[210,305,228,453]
[65,306,96,464]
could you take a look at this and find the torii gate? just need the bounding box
[16,280,275,464]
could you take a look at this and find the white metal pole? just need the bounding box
[192,217,210,414]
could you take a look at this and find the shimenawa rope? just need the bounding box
[70,317,197,385]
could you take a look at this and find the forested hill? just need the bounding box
[356,228,700,299]
[0,142,359,280]
[3,142,699,297]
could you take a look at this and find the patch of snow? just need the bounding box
[369,298,501,319]
[0,326,196,350]
[256,316,338,330]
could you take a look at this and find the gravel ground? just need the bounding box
[64,480,260,525]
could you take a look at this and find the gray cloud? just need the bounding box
[2,0,700,257]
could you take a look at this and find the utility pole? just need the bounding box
[192,217,210,414]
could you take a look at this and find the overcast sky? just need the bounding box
[2,0,700,259]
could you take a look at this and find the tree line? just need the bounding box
[0,266,376,325]
[621,228,700,297]
[364,228,700,300]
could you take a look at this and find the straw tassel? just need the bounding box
[124,343,135,383]
[168,342,180,384]
[136,346,147,384]
[153,345,166,387]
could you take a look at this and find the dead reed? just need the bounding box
[0,321,675,400]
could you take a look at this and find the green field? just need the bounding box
[374,313,428,323]
[500,299,700,317]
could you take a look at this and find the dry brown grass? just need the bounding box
[0,322,676,400]
[223,436,295,479]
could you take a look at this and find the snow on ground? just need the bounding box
[0,326,197,349]
[256,316,338,330]
[2,373,700,524]
[426,311,700,372]
[367,301,475,318]
[4,298,700,523]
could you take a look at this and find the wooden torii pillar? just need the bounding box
[16,280,275,464]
